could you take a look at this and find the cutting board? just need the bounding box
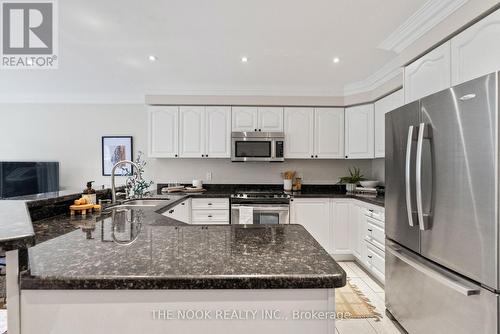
[69,204,94,216]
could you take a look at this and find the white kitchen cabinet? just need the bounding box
[232,107,283,132]
[404,41,451,103]
[374,90,404,158]
[290,198,332,253]
[162,199,191,223]
[344,104,374,159]
[258,107,284,132]
[331,200,350,255]
[366,242,385,283]
[179,106,205,158]
[349,203,362,259]
[191,198,229,224]
[451,9,500,85]
[284,107,315,159]
[231,107,258,132]
[148,106,179,158]
[179,106,231,158]
[314,108,344,159]
[205,106,231,158]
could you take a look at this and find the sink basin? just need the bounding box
[122,199,169,206]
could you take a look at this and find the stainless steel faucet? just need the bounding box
[111,160,141,203]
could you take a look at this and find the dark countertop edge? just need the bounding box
[0,201,35,250]
[20,273,346,290]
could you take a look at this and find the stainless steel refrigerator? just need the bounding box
[385,72,500,334]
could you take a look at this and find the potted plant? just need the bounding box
[339,167,365,192]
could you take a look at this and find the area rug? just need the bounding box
[335,279,382,321]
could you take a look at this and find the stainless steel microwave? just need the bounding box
[231,132,284,162]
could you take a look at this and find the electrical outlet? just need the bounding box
[206,171,212,181]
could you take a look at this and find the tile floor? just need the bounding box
[336,261,402,334]
[0,262,400,334]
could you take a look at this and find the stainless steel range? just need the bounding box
[230,190,290,225]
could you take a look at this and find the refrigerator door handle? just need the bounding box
[405,126,415,227]
[386,244,480,296]
[416,123,431,230]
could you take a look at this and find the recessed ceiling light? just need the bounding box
[333,57,340,64]
[241,56,248,63]
[148,55,158,62]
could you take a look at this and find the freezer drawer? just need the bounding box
[385,240,498,334]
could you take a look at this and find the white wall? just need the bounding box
[0,104,149,191]
[0,104,375,190]
[371,158,385,185]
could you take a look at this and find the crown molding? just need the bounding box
[343,57,402,96]
[378,0,468,53]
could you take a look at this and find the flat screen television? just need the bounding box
[0,162,59,198]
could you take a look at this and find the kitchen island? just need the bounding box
[14,198,346,334]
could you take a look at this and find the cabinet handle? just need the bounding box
[345,155,348,158]
[175,154,178,158]
[208,215,213,218]
[208,203,213,206]
[311,155,314,158]
[206,154,208,157]
[169,209,174,214]
[315,155,318,158]
[259,129,262,131]
[254,129,257,131]
[369,209,374,212]
[367,229,373,232]
[368,255,373,259]
[201,154,204,157]
[181,203,185,206]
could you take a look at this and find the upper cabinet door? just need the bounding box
[345,104,374,159]
[232,107,258,132]
[179,106,205,158]
[205,106,231,158]
[284,107,314,159]
[258,107,284,132]
[148,106,179,158]
[314,108,344,159]
[451,9,500,85]
[374,90,404,158]
[404,41,451,103]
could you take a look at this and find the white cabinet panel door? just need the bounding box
[374,90,404,158]
[404,41,451,103]
[148,106,179,158]
[314,108,344,159]
[451,9,500,85]
[291,198,332,253]
[331,200,350,255]
[345,104,374,159]
[284,107,314,159]
[349,203,361,259]
[258,107,283,132]
[179,106,205,158]
[232,107,258,132]
[206,106,231,158]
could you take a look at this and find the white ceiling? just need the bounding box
[0,0,429,103]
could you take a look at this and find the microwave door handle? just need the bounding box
[405,126,415,227]
[416,123,431,230]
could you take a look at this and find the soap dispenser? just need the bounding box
[82,181,96,204]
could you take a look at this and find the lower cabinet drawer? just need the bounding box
[192,198,229,210]
[191,209,229,222]
[366,242,385,283]
[366,219,385,250]
[191,220,229,225]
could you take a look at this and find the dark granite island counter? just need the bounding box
[17,204,346,334]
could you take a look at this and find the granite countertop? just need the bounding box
[22,202,345,290]
[0,201,35,251]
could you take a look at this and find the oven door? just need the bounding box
[231,137,274,161]
[231,204,289,225]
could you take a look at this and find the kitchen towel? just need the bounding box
[239,207,253,224]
